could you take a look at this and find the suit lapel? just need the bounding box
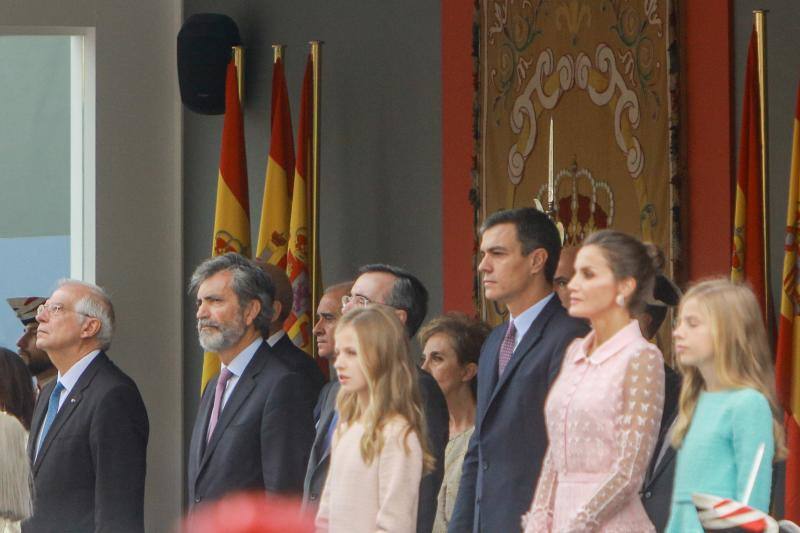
[189,377,217,479]
[649,445,676,486]
[477,330,503,413]
[28,381,52,463]
[308,381,339,478]
[199,343,269,471]
[482,297,558,420]
[33,353,107,473]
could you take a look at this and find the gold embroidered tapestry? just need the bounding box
[475,0,680,338]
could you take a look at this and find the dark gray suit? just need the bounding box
[449,296,589,533]
[641,364,681,532]
[24,352,149,533]
[188,340,318,505]
[303,369,448,533]
[303,380,338,505]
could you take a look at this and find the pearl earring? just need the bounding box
[615,294,625,307]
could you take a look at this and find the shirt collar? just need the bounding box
[57,349,101,396]
[223,337,263,378]
[574,320,643,365]
[266,329,286,347]
[509,293,554,344]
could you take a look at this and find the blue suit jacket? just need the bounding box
[448,296,589,533]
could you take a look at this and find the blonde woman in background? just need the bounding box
[316,305,435,533]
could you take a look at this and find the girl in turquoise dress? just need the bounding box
[665,278,786,532]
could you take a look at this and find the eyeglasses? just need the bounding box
[341,295,371,308]
[36,303,90,318]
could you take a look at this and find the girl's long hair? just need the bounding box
[335,305,435,473]
[671,278,786,460]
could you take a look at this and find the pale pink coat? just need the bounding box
[523,320,664,533]
[316,417,423,533]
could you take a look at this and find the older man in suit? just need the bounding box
[24,280,149,533]
[302,281,353,505]
[187,253,317,506]
[306,265,448,533]
[449,208,589,533]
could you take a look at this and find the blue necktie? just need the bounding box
[36,381,65,458]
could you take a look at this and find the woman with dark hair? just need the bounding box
[523,230,665,532]
[419,313,490,533]
[0,348,35,431]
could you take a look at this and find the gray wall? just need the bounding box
[182,0,443,460]
[733,2,800,320]
[0,2,183,532]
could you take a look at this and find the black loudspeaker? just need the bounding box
[177,13,241,115]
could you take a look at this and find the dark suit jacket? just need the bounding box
[272,333,324,396]
[23,352,149,533]
[641,364,681,532]
[302,369,449,533]
[303,380,339,505]
[188,340,317,506]
[449,296,589,533]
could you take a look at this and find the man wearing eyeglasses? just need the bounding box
[337,264,449,533]
[24,279,149,533]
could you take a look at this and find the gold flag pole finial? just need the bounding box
[272,44,284,63]
[310,40,323,360]
[753,10,771,322]
[232,45,244,103]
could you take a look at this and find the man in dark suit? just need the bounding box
[315,264,449,533]
[449,208,589,533]
[187,253,317,506]
[25,280,149,533]
[258,261,324,395]
[303,281,353,505]
[639,273,683,531]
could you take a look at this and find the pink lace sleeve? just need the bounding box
[564,346,664,532]
[521,444,558,532]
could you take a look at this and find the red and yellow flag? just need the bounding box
[202,59,251,392]
[776,83,800,522]
[256,57,295,269]
[284,56,314,355]
[731,30,767,319]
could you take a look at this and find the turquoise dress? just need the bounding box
[665,388,774,532]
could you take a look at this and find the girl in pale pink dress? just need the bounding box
[523,230,665,532]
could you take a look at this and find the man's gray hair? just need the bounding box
[57,279,115,351]
[189,253,275,336]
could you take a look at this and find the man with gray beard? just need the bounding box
[187,253,317,506]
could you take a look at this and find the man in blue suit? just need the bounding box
[449,208,589,533]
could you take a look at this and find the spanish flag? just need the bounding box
[202,59,251,393]
[776,83,800,522]
[284,55,314,355]
[730,29,767,321]
[256,57,294,269]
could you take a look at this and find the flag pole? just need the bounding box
[272,43,284,63]
[232,46,244,103]
[310,40,322,360]
[754,10,771,320]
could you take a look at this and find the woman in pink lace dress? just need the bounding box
[523,230,665,532]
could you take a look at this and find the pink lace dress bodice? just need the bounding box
[523,320,665,533]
